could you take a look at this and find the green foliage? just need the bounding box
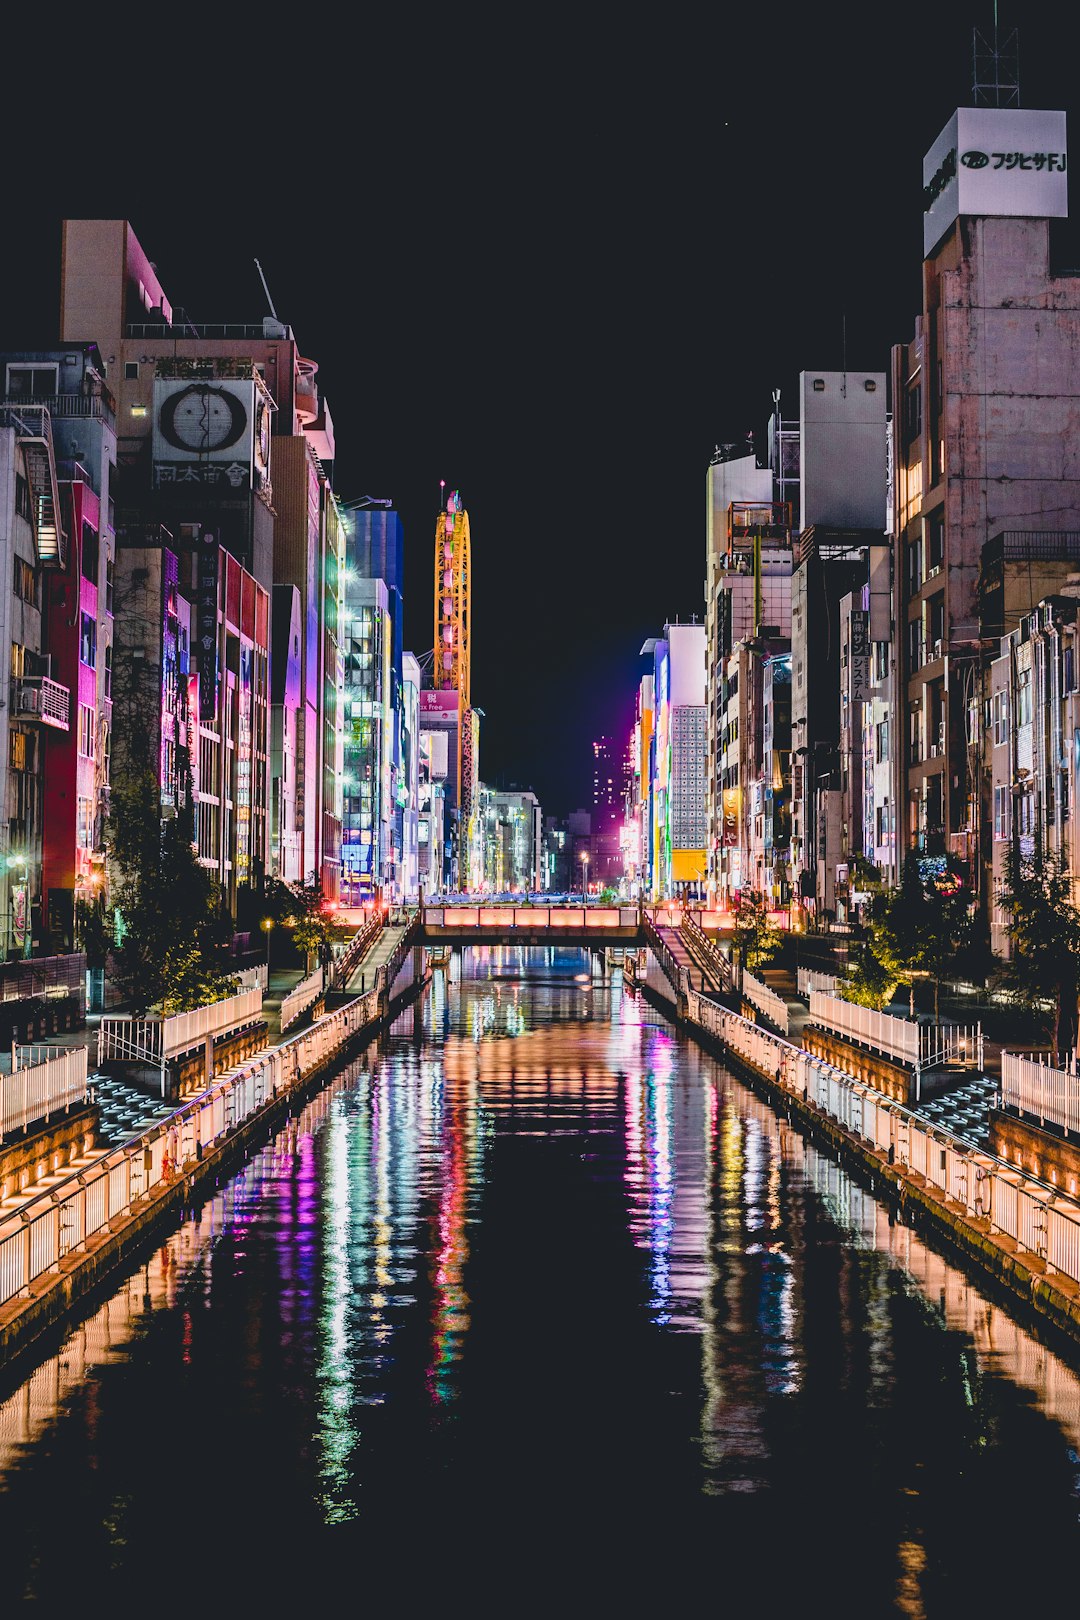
[733,890,783,971]
[109,807,238,1015]
[842,854,974,1022]
[106,653,237,1016]
[999,837,1080,1059]
[839,941,897,1010]
[869,853,973,1022]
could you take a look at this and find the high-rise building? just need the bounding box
[893,103,1080,927]
[58,219,343,906]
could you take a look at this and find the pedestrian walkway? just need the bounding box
[343,923,411,995]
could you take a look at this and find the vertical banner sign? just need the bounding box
[850,610,870,705]
[11,882,28,955]
[197,531,219,723]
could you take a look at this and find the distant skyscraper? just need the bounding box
[592,736,619,831]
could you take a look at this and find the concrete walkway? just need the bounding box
[342,924,411,995]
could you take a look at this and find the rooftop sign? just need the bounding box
[923,107,1067,256]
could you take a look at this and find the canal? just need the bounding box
[2,947,1080,1614]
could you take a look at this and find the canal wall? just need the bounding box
[0,969,428,1373]
[676,989,1080,1353]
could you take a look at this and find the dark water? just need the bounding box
[2,948,1080,1615]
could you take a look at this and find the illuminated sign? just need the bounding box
[923,107,1067,255]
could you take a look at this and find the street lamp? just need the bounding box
[261,917,274,972]
[580,850,590,902]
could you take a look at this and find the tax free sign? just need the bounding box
[923,107,1067,256]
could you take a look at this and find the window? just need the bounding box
[104,643,112,699]
[124,362,140,381]
[81,522,99,583]
[994,785,1009,841]
[991,692,1008,746]
[13,559,35,604]
[1016,666,1032,727]
[105,554,114,613]
[79,704,96,759]
[10,643,25,679]
[5,364,58,398]
[77,797,94,850]
[80,613,97,668]
[926,514,944,574]
[14,475,31,522]
[9,731,26,772]
[875,720,889,762]
[908,619,923,670]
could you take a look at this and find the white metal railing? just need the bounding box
[280,968,325,1032]
[797,967,840,998]
[0,986,381,1311]
[236,964,268,992]
[0,1046,87,1141]
[742,970,790,1035]
[681,988,1080,1295]
[97,988,263,1069]
[808,991,982,1073]
[1002,1051,1080,1136]
[810,991,921,1064]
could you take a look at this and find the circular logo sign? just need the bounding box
[960,150,990,169]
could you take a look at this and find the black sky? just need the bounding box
[2,5,1078,817]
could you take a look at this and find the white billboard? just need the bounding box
[153,376,267,492]
[923,107,1067,256]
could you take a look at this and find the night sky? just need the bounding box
[2,6,1078,817]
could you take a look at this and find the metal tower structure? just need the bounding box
[434,489,471,706]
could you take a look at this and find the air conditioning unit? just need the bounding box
[17,687,40,716]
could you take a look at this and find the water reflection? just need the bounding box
[1,948,1080,1611]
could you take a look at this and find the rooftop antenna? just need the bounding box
[972,4,1020,106]
[253,258,279,320]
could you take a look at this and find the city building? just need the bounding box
[58,219,343,906]
[341,576,391,904]
[479,786,542,892]
[790,370,887,926]
[892,103,1080,926]
[704,439,793,908]
[642,622,706,900]
[0,346,115,964]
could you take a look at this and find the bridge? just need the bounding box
[336,903,737,1012]
[419,902,644,946]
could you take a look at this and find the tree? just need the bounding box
[732,890,783,974]
[872,854,931,1016]
[107,641,237,1015]
[865,853,973,1024]
[999,836,1080,1061]
[839,940,897,1010]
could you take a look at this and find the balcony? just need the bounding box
[14,677,70,731]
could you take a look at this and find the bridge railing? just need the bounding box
[330,908,385,990]
[422,905,638,929]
